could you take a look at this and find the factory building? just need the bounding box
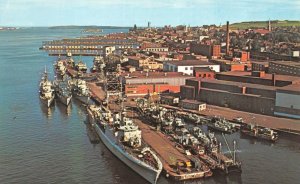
[269,61,300,77]
[216,71,300,87]
[274,84,300,119]
[251,61,269,72]
[190,43,221,59]
[182,78,276,115]
[121,71,193,96]
[180,71,300,116]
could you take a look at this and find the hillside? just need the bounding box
[229,20,300,29]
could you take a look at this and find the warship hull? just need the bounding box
[87,114,161,184]
[40,95,55,108]
[57,94,72,106]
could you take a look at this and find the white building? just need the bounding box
[163,60,220,75]
[104,46,116,56]
[292,51,300,57]
[199,36,209,41]
[145,47,169,52]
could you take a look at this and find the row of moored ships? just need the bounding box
[39,57,163,183]
[39,58,91,107]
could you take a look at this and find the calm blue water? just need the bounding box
[0,28,299,184]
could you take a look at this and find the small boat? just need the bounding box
[39,68,55,107]
[207,116,238,134]
[182,113,202,124]
[174,118,185,128]
[190,127,210,145]
[241,124,279,141]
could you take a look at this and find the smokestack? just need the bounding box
[226,21,230,56]
[272,73,276,86]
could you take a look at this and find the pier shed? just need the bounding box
[179,99,206,111]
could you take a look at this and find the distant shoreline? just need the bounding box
[49,25,131,29]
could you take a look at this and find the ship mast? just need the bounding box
[104,62,123,113]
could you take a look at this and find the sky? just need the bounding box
[0,0,300,27]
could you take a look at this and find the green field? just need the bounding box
[229,20,300,29]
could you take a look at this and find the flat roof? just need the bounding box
[251,61,270,66]
[121,71,193,79]
[218,71,300,82]
[127,55,148,60]
[210,59,245,65]
[199,78,278,91]
[277,84,300,94]
[165,60,218,66]
[194,67,214,72]
[270,61,300,68]
[181,99,206,105]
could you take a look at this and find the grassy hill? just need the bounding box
[229,20,300,29]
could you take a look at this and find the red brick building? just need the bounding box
[121,71,193,96]
[193,67,215,79]
[190,43,221,59]
[124,83,180,95]
[210,59,245,72]
[233,51,250,62]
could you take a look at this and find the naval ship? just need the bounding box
[39,68,55,107]
[91,56,106,72]
[53,59,67,77]
[53,80,72,106]
[70,79,90,104]
[87,104,163,184]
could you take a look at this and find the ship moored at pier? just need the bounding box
[39,68,55,107]
[87,105,163,184]
[241,124,279,141]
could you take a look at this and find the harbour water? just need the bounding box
[0,28,299,184]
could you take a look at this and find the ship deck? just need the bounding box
[87,82,105,103]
